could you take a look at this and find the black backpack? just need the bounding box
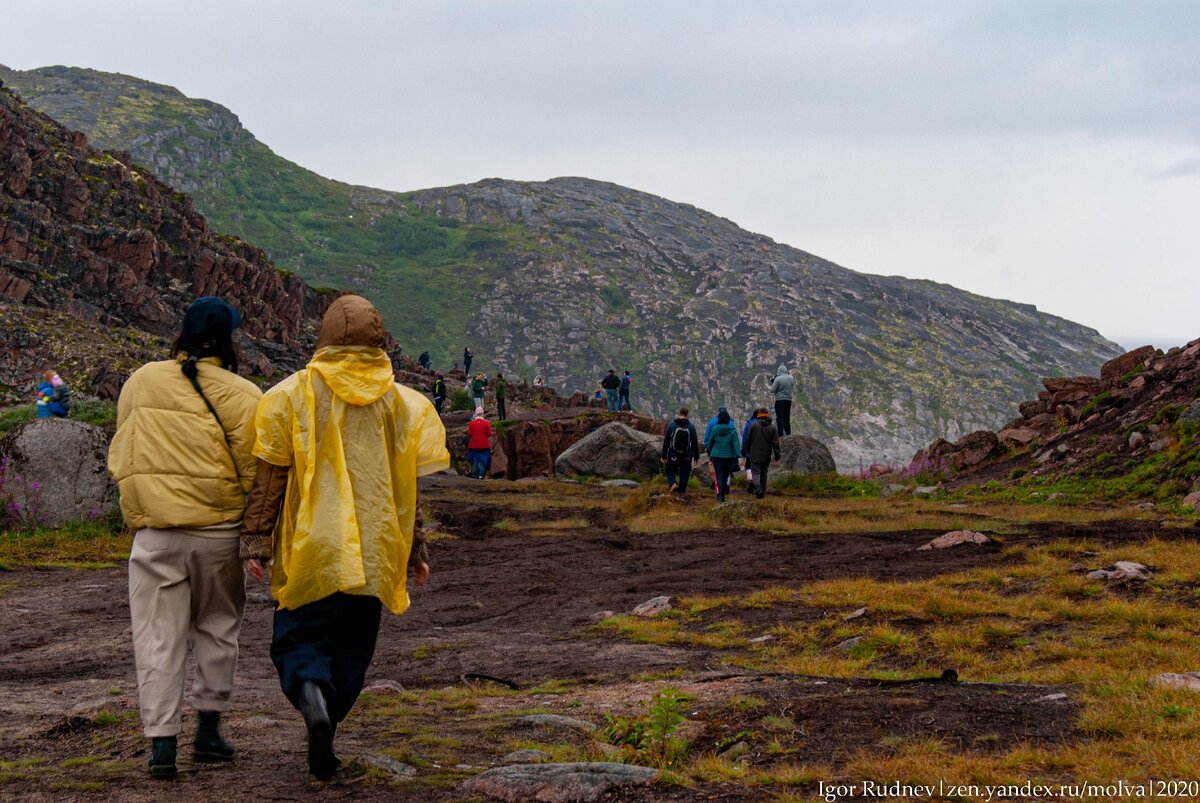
[55,384,72,413]
[670,424,691,457]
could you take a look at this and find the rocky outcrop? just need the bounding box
[0,76,329,401]
[0,65,1125,470]
[908,341,1200,493]
[0,419,116,526]
[553,422,663,479]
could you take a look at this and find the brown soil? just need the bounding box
[0,479,1181,801]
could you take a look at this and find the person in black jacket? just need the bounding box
[744,410,781,499]
[618,371,632,411]
[463,347,473,375]
[432,373,446,415]
[661,407,700,493]
[600,369,621,412]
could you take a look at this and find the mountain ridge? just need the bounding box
[0,64,1123,467]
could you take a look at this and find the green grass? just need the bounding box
[0,399,117,437]
[0,520,128,567]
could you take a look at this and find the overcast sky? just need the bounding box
[3,1,1197,346]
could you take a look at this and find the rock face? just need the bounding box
[0,65,1126,469]
[907,341,1200,495]
[777,435,836,475]
[0,419,115,526]
[462,763,659,803]
[553,422,663,479]
[0,75,328,402]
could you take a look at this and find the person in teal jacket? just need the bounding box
[704,408,742,502]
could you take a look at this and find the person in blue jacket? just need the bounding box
[704,408,742,502]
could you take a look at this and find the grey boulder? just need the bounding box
[554,423,661,478]
[0,419,116,527]
[462,762,659,803]
[777,435,836,475]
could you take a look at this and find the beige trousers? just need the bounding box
[128,528,246,738]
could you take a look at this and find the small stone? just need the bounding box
[1086,570,1109,580]
[589,610,616,622]
[1152,672,1200,692]
[917,530,994,551]
[843,607,868,621]
[1149,438,1171,453]
[1182,492,1200,510]
[748,635,775,644]
[1035,693,1069,702]
[601,479,641,488]
[241,716,280,729]
[363,679,406,695]
[357,753,418,778]
[1113,561,1150,574]
[503,750,552,764]
[1136,502,1156,510]
[631,596,672,617]
[838,636,864,652]
[913,486,939,497]
[514,714,597,735]
[462,762,659,803]
[719,741,751,761]
[1128,431,1147,449]
[247,590,274,605]
[68,698,119,716]
[881,484,909,498]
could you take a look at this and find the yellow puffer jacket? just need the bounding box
[108,357,262,529]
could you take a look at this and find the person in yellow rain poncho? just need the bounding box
[239,294,449,781]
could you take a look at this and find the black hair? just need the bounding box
[170,330,240,465]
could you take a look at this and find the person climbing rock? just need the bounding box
[661,407,700,493]
[108,297,260,780]
[768,365,795,436]
[239,294,449,781]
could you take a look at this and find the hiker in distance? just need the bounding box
[432,372,446,415]
[470,372,488,411]
[661,407,700,493]
[705,407,742,503]
[108,297,260,779]
[618,370,632,411]
[495,372,507,420]
[35,368,71,418]
[418,350,431,370]
[463,346,473,375]
[240,294,449,780]
[745,409,782,498]
[467,406,494,479]
[768,365,795,436]
[601,368,621,412]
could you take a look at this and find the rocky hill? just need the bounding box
[910,341,1200,504]
[0,75,327,402]
[0,65,1124,467]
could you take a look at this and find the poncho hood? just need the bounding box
[777,365,790,376]
[307,346,395,406]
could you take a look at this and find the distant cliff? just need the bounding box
[0,65,1123,466]
[0,74,327,402]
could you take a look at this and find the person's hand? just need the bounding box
[412,561,430,587]
[245,558,269,582]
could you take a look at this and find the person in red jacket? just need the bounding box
[466,407,493,479]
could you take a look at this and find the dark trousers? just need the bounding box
[711,457,738,500]
[618,390,630,411]
[497,398,506,420]
[750,461,771,497]
[464,359,472,374]
[775,400,792,436]
[665,458,692,492]
[434,396,445,415]
[271,592,383,725]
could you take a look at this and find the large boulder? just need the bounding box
[777,435,836,475]
[1100,345,1155,383]
[554,422,661,478]
[0,419,116,527]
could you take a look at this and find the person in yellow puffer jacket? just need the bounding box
[108,296,261,780]
[240,294,449,781]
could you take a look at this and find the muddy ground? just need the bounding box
[0,478,1183,801]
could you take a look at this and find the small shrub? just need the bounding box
[449,388,472,412]
[600,687,693,769]
[1009,467,1027,480]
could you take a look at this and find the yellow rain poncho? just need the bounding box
[253,343,449,614]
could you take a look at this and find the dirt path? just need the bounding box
[0,483,1180,801]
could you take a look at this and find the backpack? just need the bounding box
[433,379,444,398]
[670,423,691,457]
[55,384,72,413]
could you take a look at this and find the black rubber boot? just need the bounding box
[299,682,336,781]
[194,710,236,763]
[148,736,177,779]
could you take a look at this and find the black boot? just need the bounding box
[194,710,236,763]
[299,682,336,780]
[148,736,177,779]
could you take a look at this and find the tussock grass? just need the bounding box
[0,521,129,568]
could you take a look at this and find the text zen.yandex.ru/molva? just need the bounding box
[817,779,1200,801]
